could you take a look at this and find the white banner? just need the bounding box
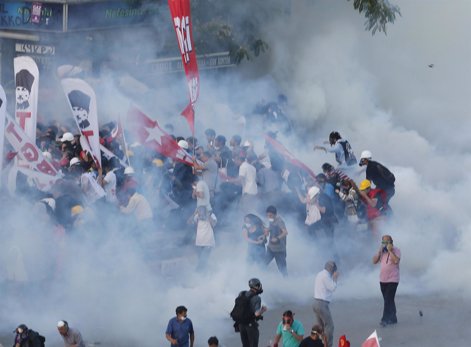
[4,114,60,190]
[61,78,101,168]
[14,56,39,142]
[0,85,6,187]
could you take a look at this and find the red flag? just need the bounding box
[127,105,194,166]
[361,330,380,347]
[264,135,317,179]
[168,0,199,134]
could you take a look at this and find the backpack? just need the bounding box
[339,140,357,166]
[230,291,256,324]
[28,330,46,347]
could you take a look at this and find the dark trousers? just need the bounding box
[239,322,259,347]
[380,282,398,323]
[265,248,287,277]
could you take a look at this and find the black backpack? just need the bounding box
[339,140,357,166]
[230,291,256,324]
[28,330,46,347]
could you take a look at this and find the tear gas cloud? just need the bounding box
[0,0,470,346]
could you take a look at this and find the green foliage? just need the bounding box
[350,0,401,34]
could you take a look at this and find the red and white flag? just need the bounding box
[14,56,39,143]
[0,85,6,185]
[361,330,381,347]
[61,78,101,168]
[264,135,317,179]
[4,114,60,190]
[127,105,194,166]
[168,0,199,134]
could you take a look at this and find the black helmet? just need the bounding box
[248,278,262,290]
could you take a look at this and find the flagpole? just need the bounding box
[120,112,131,167]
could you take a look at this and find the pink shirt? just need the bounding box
[379,247,401,283]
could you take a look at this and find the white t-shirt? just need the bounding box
[196,179,212,210]
[239,161,258,195]
[103,170,117,204]
[196,220,215,247]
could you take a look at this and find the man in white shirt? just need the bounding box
[231,154,258,216]
[313,261,339,347]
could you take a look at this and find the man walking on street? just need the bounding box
[165,306,195,347]
[313,261,339,347]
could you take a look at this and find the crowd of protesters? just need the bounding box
[4,110,399,347]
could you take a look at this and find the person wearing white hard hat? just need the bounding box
[57,320,86,347]
[60,132,74,143]
[359,150,396,204]
[178,139,189,150]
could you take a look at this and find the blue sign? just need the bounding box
[0,2,63,31]
[67,1,159,31]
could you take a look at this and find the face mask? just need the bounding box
[214,146,220,151]
[245,223,251,228]
[268,218,275,223]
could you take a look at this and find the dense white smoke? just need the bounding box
[0,0,470,346]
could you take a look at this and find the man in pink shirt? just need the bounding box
[373,234,401,327]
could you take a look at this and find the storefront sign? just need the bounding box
[67,1,158,30]
[148,52,235,74]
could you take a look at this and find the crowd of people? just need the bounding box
[4,113,401,346]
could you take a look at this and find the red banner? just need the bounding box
[168,0,199,134]
[4,115,60,190]
[264,135,317,179]
[127,105,195,166]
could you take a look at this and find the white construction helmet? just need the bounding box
[124,166,135,175]
[178,140,189,149]
[360,150,372,160]
[60,132,74,142]
[69,157,81,167]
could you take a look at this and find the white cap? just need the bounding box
[308,186,320,200]
[178,140,189,149]
[41,198,56,211]
[124,166,135,175]
[360,150,372,160]
[60,132,74,142]
[69,157,80,167]
[57,321,66,328]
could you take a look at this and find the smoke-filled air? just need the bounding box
[0,0,470,347]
